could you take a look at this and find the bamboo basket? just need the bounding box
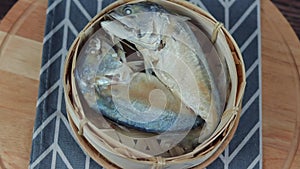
[63,0,246,168]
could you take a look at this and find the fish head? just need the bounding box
[101,2,168,50]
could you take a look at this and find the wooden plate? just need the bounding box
[0,0,299,168]
[0,0,46,168]
[261,1,300,169]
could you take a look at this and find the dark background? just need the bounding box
[0,0,17,19]
[272,0,300,39]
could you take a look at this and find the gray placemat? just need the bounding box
[29,0,262,168]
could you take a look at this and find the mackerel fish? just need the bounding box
[101,2,225,142]
[75,21,204,134]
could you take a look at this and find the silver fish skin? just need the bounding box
[76,29,133,110]
[95,73,204,133]
[101,2,222,142]
[75,28,204,133]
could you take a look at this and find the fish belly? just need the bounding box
[95,73,204,133]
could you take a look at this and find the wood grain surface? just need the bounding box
[261,1,300,169]
[0,0,46,168]
[0,0,299,168]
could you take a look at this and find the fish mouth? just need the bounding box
[105,12,146,38]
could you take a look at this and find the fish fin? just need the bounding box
[126,61,145,72]
[113,38,127,63]
[163,13,191,22]
[143,56,155,80]
[173,14,191,22]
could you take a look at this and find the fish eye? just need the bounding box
[123,7,132,15]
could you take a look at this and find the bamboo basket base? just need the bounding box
[67,109,240,169]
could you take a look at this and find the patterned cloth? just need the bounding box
[29,0,262,168]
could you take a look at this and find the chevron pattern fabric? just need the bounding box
[29,0,262,168]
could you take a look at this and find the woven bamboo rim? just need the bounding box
[63,0,246,168]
